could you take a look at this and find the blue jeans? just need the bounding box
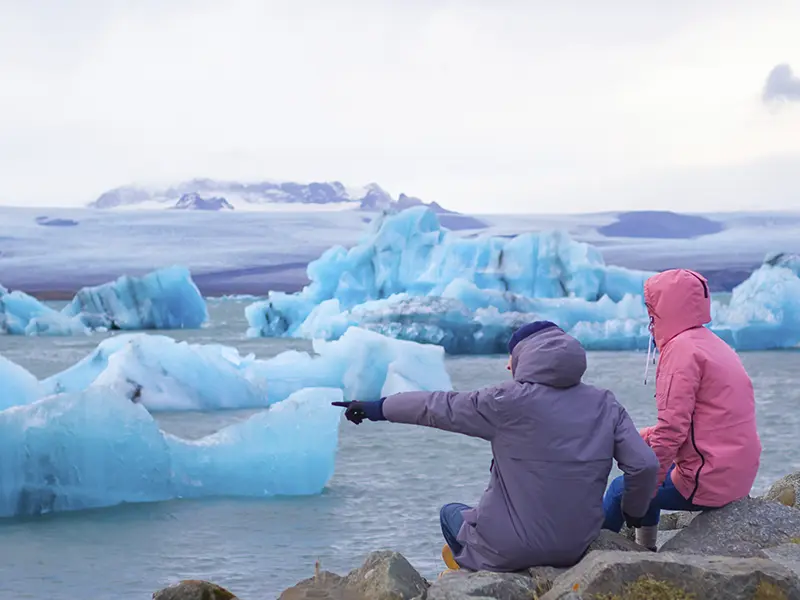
[602,465,711,531]
[440,503,472,554]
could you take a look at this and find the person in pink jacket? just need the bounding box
[602,268,762,550]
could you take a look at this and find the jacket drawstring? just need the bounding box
[644,316,656,385]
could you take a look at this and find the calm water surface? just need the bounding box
[0,299,797,599]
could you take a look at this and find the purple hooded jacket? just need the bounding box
[382,326,658,571]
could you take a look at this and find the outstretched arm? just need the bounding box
[381,386,507,441]
[613,402,659,518]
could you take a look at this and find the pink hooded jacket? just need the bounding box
[639,269,761,507]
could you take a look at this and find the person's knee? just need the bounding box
[440,503,458,528]
[441,503,468,517]
[604,475,626,500]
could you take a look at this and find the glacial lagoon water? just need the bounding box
[0,298,797,599]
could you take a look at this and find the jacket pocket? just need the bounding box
[656,373,674,411]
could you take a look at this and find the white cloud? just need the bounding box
[0,0,798,212]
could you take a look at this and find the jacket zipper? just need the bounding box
[688,272,708,298]
[687,419,706,504]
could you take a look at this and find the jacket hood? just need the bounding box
[511,326,587,388]
[644,268,711,349]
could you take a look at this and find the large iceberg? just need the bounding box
[245,207,652,338]
[0,386,343,518]
[0,266,208,336]
[245,209,800,353]
[289,292,649,354]
[31,326,452,411]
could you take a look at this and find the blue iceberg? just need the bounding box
[0,288,89,336]
[37,326,452,411]
[245,208,800,352]
[244,207,653,350]
[62,265,208,330]
[1,266,208,336]
[710,259,800,350]
[245,207,653,338]
[0,356,41,411]
[0,386,343,518]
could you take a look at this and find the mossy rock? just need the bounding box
[764,473,800,508]
[592,574,695,599]
[540,550,800,600]
[590,576,790,599]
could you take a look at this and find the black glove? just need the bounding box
[331,399,386,425]
[623,511,644,529]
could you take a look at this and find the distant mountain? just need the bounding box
[88,178,454,214]
[172,193,234,211]
[395,193,454,214]
[598,211,725,239]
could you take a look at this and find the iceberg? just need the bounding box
[245,207,653,339]
[62,265,208,330]
[0,356,42,411]
[39,326,452,411]
[245,208,800,353]
[0,287,89,335]
[1,266,208,336]
[711,260,800,350]
[290,293,650,354]
[0,386,343,518]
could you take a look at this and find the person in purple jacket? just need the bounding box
[332,321,658,573]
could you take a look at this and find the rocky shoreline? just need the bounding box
[152,473,800,600]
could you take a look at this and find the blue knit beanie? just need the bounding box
[507,321,560,354]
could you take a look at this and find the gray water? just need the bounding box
[0,299,798,599]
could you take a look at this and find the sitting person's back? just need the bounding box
[640,269,762,508]
[602,269,762,551]
[334,321,658,572]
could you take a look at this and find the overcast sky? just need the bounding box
[1,0,798,214]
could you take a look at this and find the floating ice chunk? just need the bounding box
[62,266,208,330]
[0,288,89,336]
[167,387,343,498]
[245,207,654,338]
[88,335,271,411]
[1,267,208,336]
[232,326,453,404]
[712,263,800,350]
[0,387,343,518]
[276,260,800,352]
[290,292,651,354]
[0,388,172,517]
[312,327,452,399]
[248,212,800,353]
[0,355,41,410]
[42,327,452,410]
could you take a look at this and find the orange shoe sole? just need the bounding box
[441,544,461,570]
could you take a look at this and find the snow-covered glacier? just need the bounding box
[5,326,450,411]
[0,386,343,518]
[245,207,800,352]
[1,266,208,336]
